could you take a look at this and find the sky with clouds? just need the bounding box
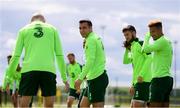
[0,0,180,87]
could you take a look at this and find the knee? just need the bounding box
[67,99,72,105]
[44,102,53,107]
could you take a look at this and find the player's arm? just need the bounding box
[142,32,164,53]
[54,29,67,83]
[66,64,70,77]
[2,70,8,91]
[7,30,24,78]
[79,39,96,80]
[137,43,147,79]
[123,49,132,64]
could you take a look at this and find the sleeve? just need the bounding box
[2,70,8,90]
[54,29,67,82]
[66,64,70,77]
[2,69,14,90]
[123,49,132,64]
[7,30,24,78]
[142,32,164,53]
[79,39,96,80]
[138,54,148,77]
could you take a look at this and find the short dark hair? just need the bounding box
[67,53,75,57]
[7,55,12,59]
[148,22,162,28]
[148,19,162,29]
[79,19,92,27]
[122,25,136,33]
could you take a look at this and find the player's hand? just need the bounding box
[75,79,82,92]
[6,85,10,95]
[64,81,69,92]
[123,41,131,50]
[76,89,81,94]
[137,76,143,83]
[129,86,135,96]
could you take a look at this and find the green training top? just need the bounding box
[2,69,12,90]
[79,32,106,80]
[67,62,82,89]
[142,32,173,78]
[2,69,21,90]
[7,21,67,82]
[123,40,152,85]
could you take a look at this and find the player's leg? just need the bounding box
[11,89,18,107]
[149,78,164,107]
[29,96,33,107]
[78,88,86,108]
[80,88,90,107]
[133,82,150,107]
[19,72,39,107]
[132,83,144,107]
[43,96,55,107]
[40,72,56,107]
[130,99,134,108]
[67,96,75,108]
[10,89,16,107]
[68,88,80,108]
[89,72,109,108]
[80,96,90,107]
[162,77,173,107]
[132,100,146,107]
[19,96,32,107]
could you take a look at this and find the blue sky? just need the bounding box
[0,0,180,87]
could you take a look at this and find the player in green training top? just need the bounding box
[142,20,173,107]
[75,19,109,107]
[2,55,21,108]
[6,13,68,107]
[66,53,82,108]
[122,25,152,107]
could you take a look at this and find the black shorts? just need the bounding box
[150,76,173,102]
[133,82,151,101]
[69,88,80,99]
[87,72,109,103]
[19,71,57,97]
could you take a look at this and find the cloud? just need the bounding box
[168,24,180,40]
[0,31,16,50]
[1,1,80,15]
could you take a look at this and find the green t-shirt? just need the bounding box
[67,62,82,89]
[79,32,106,80]
[7,21,67,82]
[123,40,152,85]
[142,33,173,78]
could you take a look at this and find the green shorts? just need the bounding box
[133,82,151,102]
[87,71,109,103]
[19,71,56,97]
[150,76,173,102]
[69,88,80,99]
